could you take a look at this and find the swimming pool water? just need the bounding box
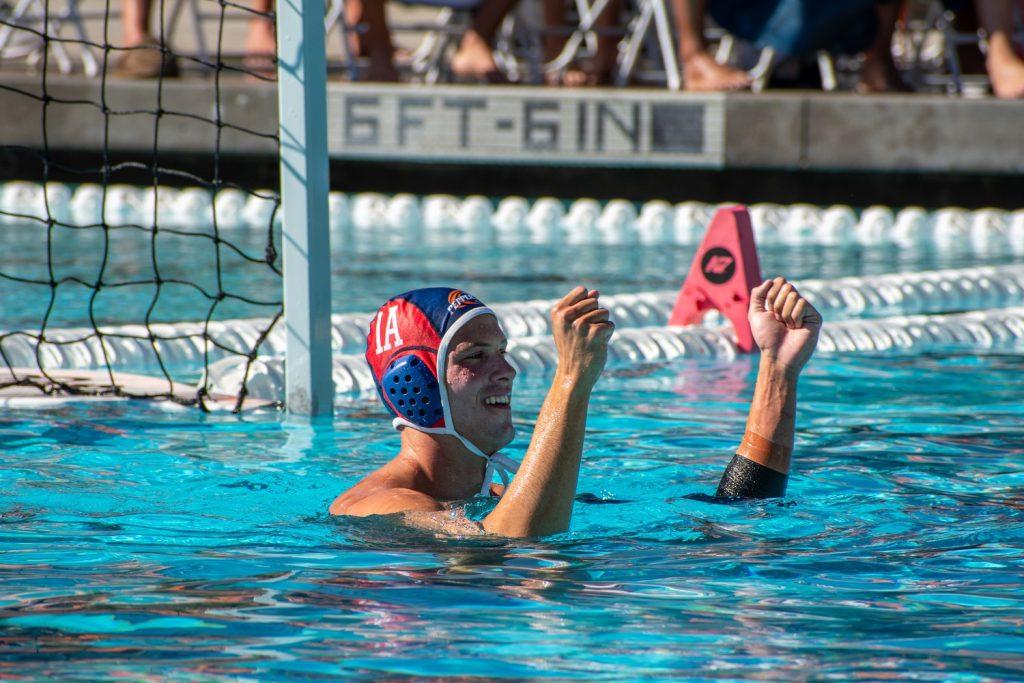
[2,210,1023,678]
[2,351,1023,679]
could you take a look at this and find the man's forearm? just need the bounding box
[482,371,591,537]
[716,276,818,499]
[715,359,800,499]
[737,358,798,473]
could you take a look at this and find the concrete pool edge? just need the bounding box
[2,77,1022,207]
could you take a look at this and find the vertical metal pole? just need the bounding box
[277,0,333,416]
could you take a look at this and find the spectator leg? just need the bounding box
[858,1,907,92]
[115,0,179,77]
[669,0,752,91]
[122,0,153,46]
[451,0,520,81]
[976,0,1024,97]
[345,0,399,81]
[244,0,277,79]
[542,0,568,78]
[590,0,621,85]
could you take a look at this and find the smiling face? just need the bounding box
[444,314,516,455]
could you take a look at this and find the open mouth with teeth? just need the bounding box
[483,395,511,409]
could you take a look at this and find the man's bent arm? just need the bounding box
[483,371,593,536]
[482,287,612,537]
[716,277,821,499]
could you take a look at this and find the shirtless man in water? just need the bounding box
[330,277,822,537]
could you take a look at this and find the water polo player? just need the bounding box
[330,285,615,537]
[330,277,821,536]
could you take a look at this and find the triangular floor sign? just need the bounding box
[669,205,762,352]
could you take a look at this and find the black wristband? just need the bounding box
[715,454,788,499]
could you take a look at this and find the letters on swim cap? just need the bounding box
[365,287,519,495]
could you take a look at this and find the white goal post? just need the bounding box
[276,0,335,416]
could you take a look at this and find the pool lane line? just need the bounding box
[3,264,1024,378]
[199,306,1024,406]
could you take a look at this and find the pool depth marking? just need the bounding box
[328,85,726,167]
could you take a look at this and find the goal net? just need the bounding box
[0,0,288,410]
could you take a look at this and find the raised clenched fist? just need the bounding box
[748,277,822,375]
[550,286,615,388]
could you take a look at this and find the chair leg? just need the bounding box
[66,0,99,76]
[615,0,651,86]
[938,9,964,94]
[546,0,613,75]
[0,0,42,60]
[714,34,733,65]
[748,45,774,93]
[23,2,71,74]
[492,13,524,81]
[817,50,836,91]
[650,0,679,90]
[408,6,453,81]
[46,8,73,73]
[572,0,599,58]
[189,0,209,69]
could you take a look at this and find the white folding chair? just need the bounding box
[0,0,99,75]
[498,0,679,88]
[613,0,679,89]
[901,0,1024,95]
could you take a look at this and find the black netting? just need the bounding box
[0,0,282,411]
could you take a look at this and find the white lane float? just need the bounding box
[5,264,1024,378]
[200,305,1024,404]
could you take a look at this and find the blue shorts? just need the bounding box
[708,0,879,58]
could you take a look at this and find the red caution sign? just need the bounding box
[669,205,762,352]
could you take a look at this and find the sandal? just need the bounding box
[112,38,179,79]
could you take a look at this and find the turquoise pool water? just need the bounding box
[2,215,1023,679]
[2,351,1023,679]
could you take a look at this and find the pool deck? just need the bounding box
[0,368,270,409]
[1,73,1022,206]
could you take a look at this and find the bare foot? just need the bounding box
[987,51,1024,99]
[546,62,611,87]
[451,30,506,83]
[113,33,179,79]
[858,52,908,93]
[585,54,615,86]
[682,52,751,92]
[546,67,581,87]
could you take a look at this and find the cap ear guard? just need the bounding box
[381,355,444,429]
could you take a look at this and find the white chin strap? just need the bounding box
[390,418,520,497]
[392,306,521,497]
[452,429,520,496]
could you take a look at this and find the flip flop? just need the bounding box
[449,65,513,85]
[112,38,179,79]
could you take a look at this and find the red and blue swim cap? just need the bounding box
[365,287,519,493]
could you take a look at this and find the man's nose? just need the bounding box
[495,354,516,383]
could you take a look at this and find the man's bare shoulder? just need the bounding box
[331,487,442,516]
[329,459,439,517]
